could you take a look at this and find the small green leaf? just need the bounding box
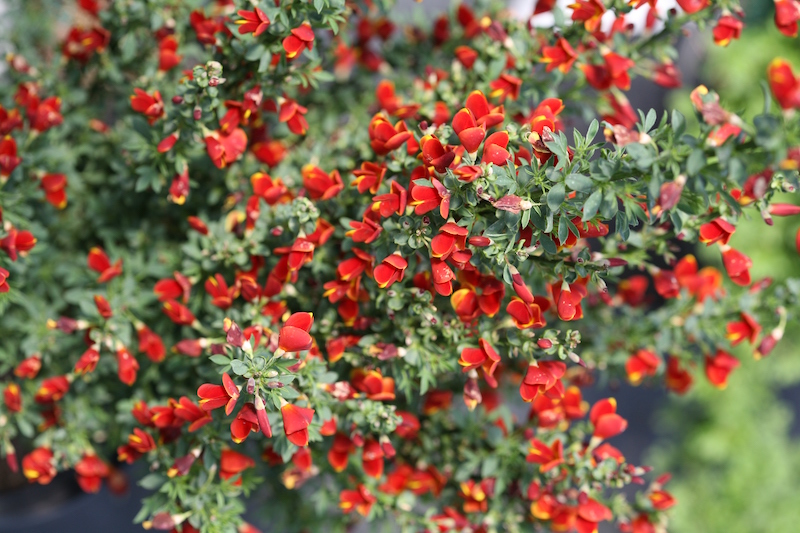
[565,174,594,193]
[582,189,602,221]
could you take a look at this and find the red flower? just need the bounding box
[205,274,237,309]
[459,478,495,513]
[35,376,70,403]
[455,46,478,69]
[410,177,450,218]
[236,8,270,36]
[346,213,383,244]
[577,497,613,533]
[220,449,255,484]
[506,296,547,329]
[371,180,407,217]
[589,398,628,443]
[430,258,456,296]
[154,271,192,303]
[278,312,314,353]
[526,438,563,472]
[75,347,101,374]
[541,38,578,73]
[231,403,260,443]
[666,356,693,394]
[720,246,752,286]
[452,108,485,153]
[361,439,385,478]
[4,383,21,412]
[339,484,377,516]
[14,355,41,379]
[40,173,68,209]
[158,35,181,71]
[351,161,387,194]
[0,105,22,135]
[351,368,396,401]
[654,62,683,88]
[283,23,314,60]
[0,267,9,293]
[768,58,800,110]
[676,0,710,13]
[465,90,504,128]
[1,226,36,261]
[699,218,735,245]
[726,312,762,346]
[375,80,420,118]
[205,128,248,168]
[328,433,354,472]
[162,299,196,326]
[62,27,110,62]
[197,373,240,415]
[520,361,565,401]
[136,324,165,363]
[75,454,109,493]
[281,402,315,447]
[94,294,113,319]
[625,349,661,385]
[0,135,22,178]
[582,52,634,91]
[569,0,605,31]
[87,247,123,283]
[481,131,511,165]
[705,349,740,388]
[130,89,164,124]
[713,15,743,47]
[488,73,522,102]
[29,96,63,132]
[374,253,408,288]
[278,98,309,135]
[775,0,800,37]
[252,138,287,166]
[368,114,412,156]
[117,347,139,386]
[22,447,56,485]
[302,165,344,200]
[188,216,209,235]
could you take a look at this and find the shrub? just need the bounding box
[1,1,799,532]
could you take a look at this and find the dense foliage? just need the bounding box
[1,1,800,532]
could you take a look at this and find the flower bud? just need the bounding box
[193,107,202,120]
[172,95,184,105]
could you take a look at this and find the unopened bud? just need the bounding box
[193,107,202,120]
[172,95,183,105]
[246,377,256,394]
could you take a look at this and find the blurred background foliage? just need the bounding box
[651,8,800,533]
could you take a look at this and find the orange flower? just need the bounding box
[351,368,396,401]
[506,296,547,329]
[361,438,384,478]
[373,254,408,289]
[371,180,407,217]
[327,433,354,472]
[488,73,522,102]
[154,271,192,302]
[720,245,752,286]
[410,177,450,218]
[174,396,213,432]
[136,325,165,363]
[87,247,122,283]
[352,161,386,195]
[582,52,634,91]
[205,128,248,168]
[277,98,308,135]
[281,402,315,447]
[231,403,260,443]
[451,108,485,153]
[22,447,56,484]
[205,274,237,309]
[455,45,478,69]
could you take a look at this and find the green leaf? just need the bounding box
[687,149,706,176]
[209,355,230,365]
[140,474,166,490]
[582,189,602,221]
[539,233,557,254]
[547,183,565,211]
[672,110,686,137]
[565,173,594,193]
[230,359,249,376]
